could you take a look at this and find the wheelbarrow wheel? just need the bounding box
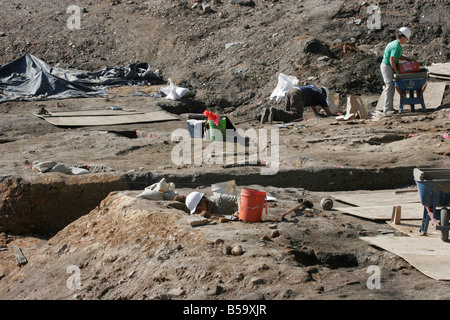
[440,208,449,242]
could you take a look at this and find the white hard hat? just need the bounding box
[399,27,411,39]
[185,191,204,214]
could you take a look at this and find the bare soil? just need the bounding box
[0,0,449,303]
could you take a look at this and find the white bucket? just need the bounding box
[211,180,237,196]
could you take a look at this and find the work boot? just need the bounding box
[260,107,269,124]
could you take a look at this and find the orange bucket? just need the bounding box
[399,60,419,74]
[238,188,267,222]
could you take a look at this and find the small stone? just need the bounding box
[271,230,280,238]
[189,217,209,227]
[268,224,278,229]
[172,243,182,251]
[168,288,185,297]
[251,277,265,285]
[223,245,232,255]
[231,245,243,256]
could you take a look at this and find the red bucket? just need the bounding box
[238,188,267,222]
[399,61,420,74]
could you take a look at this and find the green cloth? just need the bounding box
[208,194,239,215]
[382,39,403,66]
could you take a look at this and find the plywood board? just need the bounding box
[427,63,450,77]
[331,189,421,207]
[360,236,450,280]
[46,110,142,117]
[335,202,424,221]
[376,82,446,111]
[41,110,179,127]
[387,220,440,238]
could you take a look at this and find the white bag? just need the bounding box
[270,73,299,102]
[160,78,190,101]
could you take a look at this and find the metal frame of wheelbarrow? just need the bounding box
[394,70,428,114]
[415,178,450,242]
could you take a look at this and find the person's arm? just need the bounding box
[317,92,332,116]
[390,56,399,73]
[323,106,332,116]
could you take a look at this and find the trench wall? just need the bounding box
[0,166,417,235]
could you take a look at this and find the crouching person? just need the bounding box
[261,85,333,123]
[186,191,239,216]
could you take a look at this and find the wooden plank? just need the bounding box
[386,219,439,238]
[360,236,450,280]
[46,110,143,117]
[335,202,423,221]
[42,111,179,127]
[330,189,421,207]
[427,62,450,76]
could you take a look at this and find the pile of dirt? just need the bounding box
[1,0,448,111]
[0,0,449,303]
[2,188,449,301]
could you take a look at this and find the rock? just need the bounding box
[211,285,225,295]
[271,230,280,238]
[189,217,210,227]
[250,277,265,285]
[231,244,243,256]
[223,245,232,255]
[168,288,185,298]
[172,243,182,251]
[231,0,256,7]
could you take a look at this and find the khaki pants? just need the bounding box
[380,63,395,112]
[272,87,305,122]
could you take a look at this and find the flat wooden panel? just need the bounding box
[360,236,450,280]
[331,190,421,207]
[47,110,142,117]
[386,220,440,238]
[427,62,450,77]
[42,111,179,127]
[335,203,423,221]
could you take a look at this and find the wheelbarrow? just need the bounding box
[414,168,450,241]
[394,70,428,114]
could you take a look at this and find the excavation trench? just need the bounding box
[0,166,417,236]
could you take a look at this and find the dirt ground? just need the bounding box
[0,0,449,304]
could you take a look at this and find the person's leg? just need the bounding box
[380,63,395,112]
[285,88,305,117]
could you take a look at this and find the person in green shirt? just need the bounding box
[186,191,239,215]
[380,27,414,114]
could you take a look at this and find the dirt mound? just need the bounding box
[1,0,448,111]
[1,189,446,301]
[0,0,449,303]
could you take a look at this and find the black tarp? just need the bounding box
[0,54,163,102]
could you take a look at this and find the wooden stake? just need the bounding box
[391,205,402,225]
